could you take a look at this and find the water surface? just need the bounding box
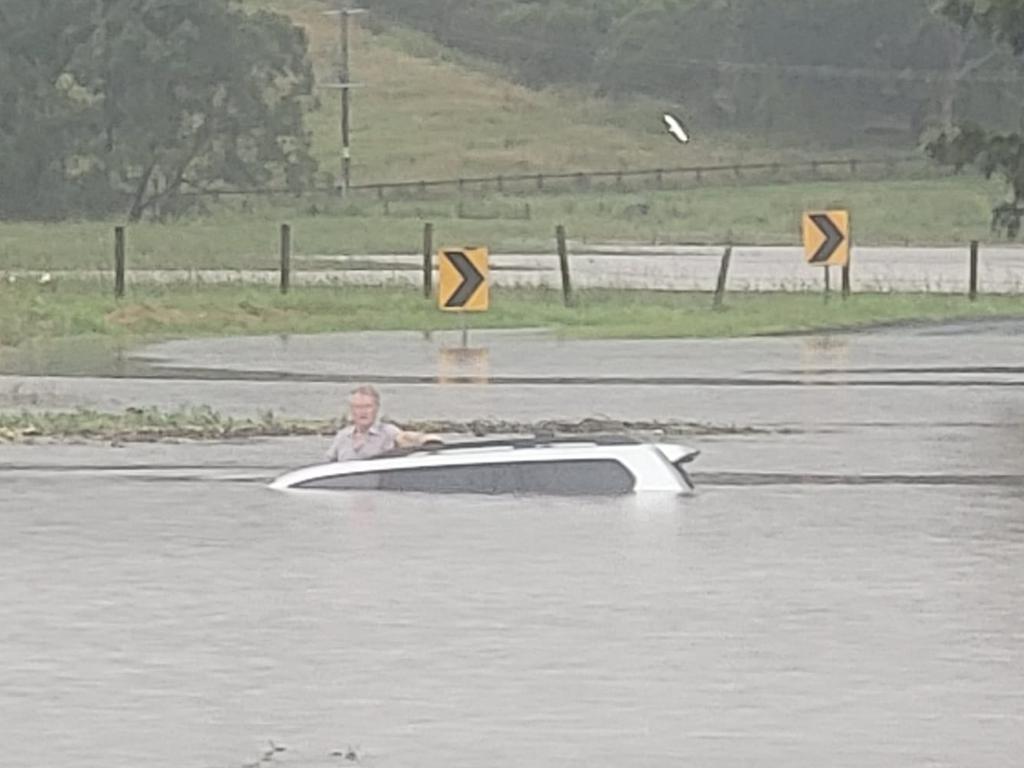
[3,458,1022,768]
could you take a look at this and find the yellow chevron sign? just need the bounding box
[802,210,850,267]
[438,248,489,311]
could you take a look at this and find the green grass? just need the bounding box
[1,281,1022,352]
[0,176,1009,272]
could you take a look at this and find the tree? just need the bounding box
[908,0,1008,133]
[0,0,99,217]
[927,0,1024,236]
[0,0,317,221]
[945,0,1024,53]
[366,0,1021,146]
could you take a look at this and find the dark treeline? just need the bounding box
[0,0,316,221]
[364,0,1024,147]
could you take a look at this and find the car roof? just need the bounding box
[269,436,698,493]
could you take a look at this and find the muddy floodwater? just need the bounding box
[2,322,1024,767]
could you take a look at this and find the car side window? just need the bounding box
[514,460,635,495]
[294,460,635,495]
[296,472,382,490]
[378,463,520,493]
[376,460,635,495]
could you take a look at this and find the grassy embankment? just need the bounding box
[2,282,1023,353]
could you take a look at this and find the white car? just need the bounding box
[269,435,699,496]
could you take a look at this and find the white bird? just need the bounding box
[663,113,690,144]
[38,272,52,285]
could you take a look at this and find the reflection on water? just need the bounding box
[438,347,490,385]
[2,469,1023,768]
[0,336,141,378]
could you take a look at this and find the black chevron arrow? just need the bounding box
[808,213,845,263]
[444,250,485,308]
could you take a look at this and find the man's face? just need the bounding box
[348,393,379,430]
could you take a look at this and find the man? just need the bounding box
[326,384,437,462]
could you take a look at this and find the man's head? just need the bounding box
[348,384,381,431]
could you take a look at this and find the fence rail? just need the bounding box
[177,155,935,200]
[349,156,927,198]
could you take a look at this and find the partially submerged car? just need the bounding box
[269,435,699,496]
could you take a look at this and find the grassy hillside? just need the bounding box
[249,0,832,185]
[222,0,1003,252]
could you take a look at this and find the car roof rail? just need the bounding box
[382,433,645,458]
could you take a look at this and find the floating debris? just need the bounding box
[329,745,360,762]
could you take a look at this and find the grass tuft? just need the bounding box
[2,281,1023,351]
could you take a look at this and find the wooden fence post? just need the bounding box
[556,224,573,307]
[422,222,434,298]
[114,226,125,299]
[713,246,733,310]
[279,223,291,294]
[969,240,979,300]
[842,212,853,298]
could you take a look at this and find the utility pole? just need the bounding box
[321,3,365,195]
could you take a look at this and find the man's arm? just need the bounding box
[394,429,442,449]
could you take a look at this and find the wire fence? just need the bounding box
[27,228,1019,299]
[178,155,941,203]
[348,154,925,198]
[349,156,934,199]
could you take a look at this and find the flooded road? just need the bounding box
[4,456,1023,768]
[2,322,1024,767]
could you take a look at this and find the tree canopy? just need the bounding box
[926,0,1024,235]
[0,0,316,221]
[364,0,1024,146]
